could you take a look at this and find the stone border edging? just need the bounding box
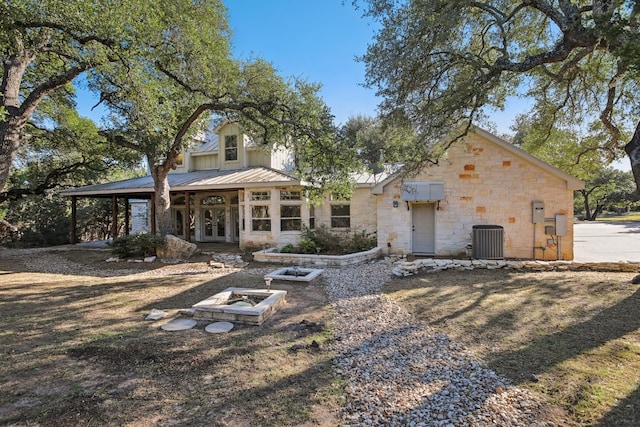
[392,258,640,276]
[252,247,381,266]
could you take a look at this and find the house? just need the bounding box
[61,123,584,260]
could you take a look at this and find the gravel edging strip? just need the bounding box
[324,263,552,427]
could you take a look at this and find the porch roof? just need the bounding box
[60,167,301,198]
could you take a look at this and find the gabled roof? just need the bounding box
[371,127,584,194]
[60,167,302,197]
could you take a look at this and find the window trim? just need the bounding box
[224,134,238,162]
[280,204,302,232]
[251,205,271,232]
[330,203,351,228]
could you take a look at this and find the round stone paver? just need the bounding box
[161,318,198,331]
[205,321,234,334]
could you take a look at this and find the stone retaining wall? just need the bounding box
[392,257,640,277]
[252,247,381,266]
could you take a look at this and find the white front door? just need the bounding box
[412,203,435,254]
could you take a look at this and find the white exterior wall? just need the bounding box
[239,186,311,249]
[192,154,218,170]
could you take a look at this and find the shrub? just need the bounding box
[280,243,295,253]
[109,233,165,258]
[299,225,376,255]
[297,237,317,254]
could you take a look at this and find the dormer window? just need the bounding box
[225,135,238,161]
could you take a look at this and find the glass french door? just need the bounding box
[202,207,226,241]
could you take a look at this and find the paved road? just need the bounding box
[574,221,640,262]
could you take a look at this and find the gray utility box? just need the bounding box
[472,225,504,259]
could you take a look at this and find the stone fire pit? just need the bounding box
[264,266,324,283]
[192,287,287,325]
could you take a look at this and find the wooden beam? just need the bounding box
[150,195,156,235]
[111,195,118,239]
[185,191,191,242]
[70,196,77,244]
[124,198,130,236]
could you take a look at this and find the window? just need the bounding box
[225,135,238,161]
[331,204,350,228]
[252,206,271,231]
[281,205,301,231]
[308,205,315,229]
[251,191,271,201]
[201,195,225,205]
[176,152,184,166]
[280,190,301,200]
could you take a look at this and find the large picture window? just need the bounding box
[252,206,271,231]
[225,135,238,161]
[331,204,350,228]
[280,205,301,231]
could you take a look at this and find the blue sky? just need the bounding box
[73,1,540,138]
[75,0,382,127]
[225,0,380,126]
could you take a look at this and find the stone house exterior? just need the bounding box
[62,123,583,260]
[373,128,583,260]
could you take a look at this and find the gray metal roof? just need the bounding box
[60,167,301,197]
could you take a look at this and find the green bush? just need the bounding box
[109,233,165,258]
[298,225,377,255]
[280,243,295,253]
[297,237,317,254]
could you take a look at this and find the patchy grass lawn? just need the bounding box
[595,213,640,222]
[384,269,640,427]
[4,247,640,427]
[0,248,341,427]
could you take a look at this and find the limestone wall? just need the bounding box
[376,132,577,260]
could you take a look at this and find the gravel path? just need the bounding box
[324,262,551,427]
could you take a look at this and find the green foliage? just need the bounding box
[109,233,165,258]
[356,0,640,181]
[294,225,377,255]
[4,193,71,246]
[280,243,295,253]
[574,168,639,220]
[297,238,318,254]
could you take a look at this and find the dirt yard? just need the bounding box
[0,247,341,426]
[2,247,640,426]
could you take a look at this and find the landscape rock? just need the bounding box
[156,234,198,261]
[145,308,168,320]
[390,257,640,276]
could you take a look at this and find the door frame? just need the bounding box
[201,206,226,242]
[411,202,436,254]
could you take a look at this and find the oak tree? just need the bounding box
[357,0,640,189]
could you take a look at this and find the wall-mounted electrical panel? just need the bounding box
[532,201,545,224]
[555,214,567,236]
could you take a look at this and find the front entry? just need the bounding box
[202,207,226,241]
[412,203,436,254]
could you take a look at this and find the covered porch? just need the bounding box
[60,167,301,245]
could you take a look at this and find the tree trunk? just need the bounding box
[581,189,592,220]
[151,165,173,236]
[591,204,605,221]
[0,120,23,192]
[624,121,640,196]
